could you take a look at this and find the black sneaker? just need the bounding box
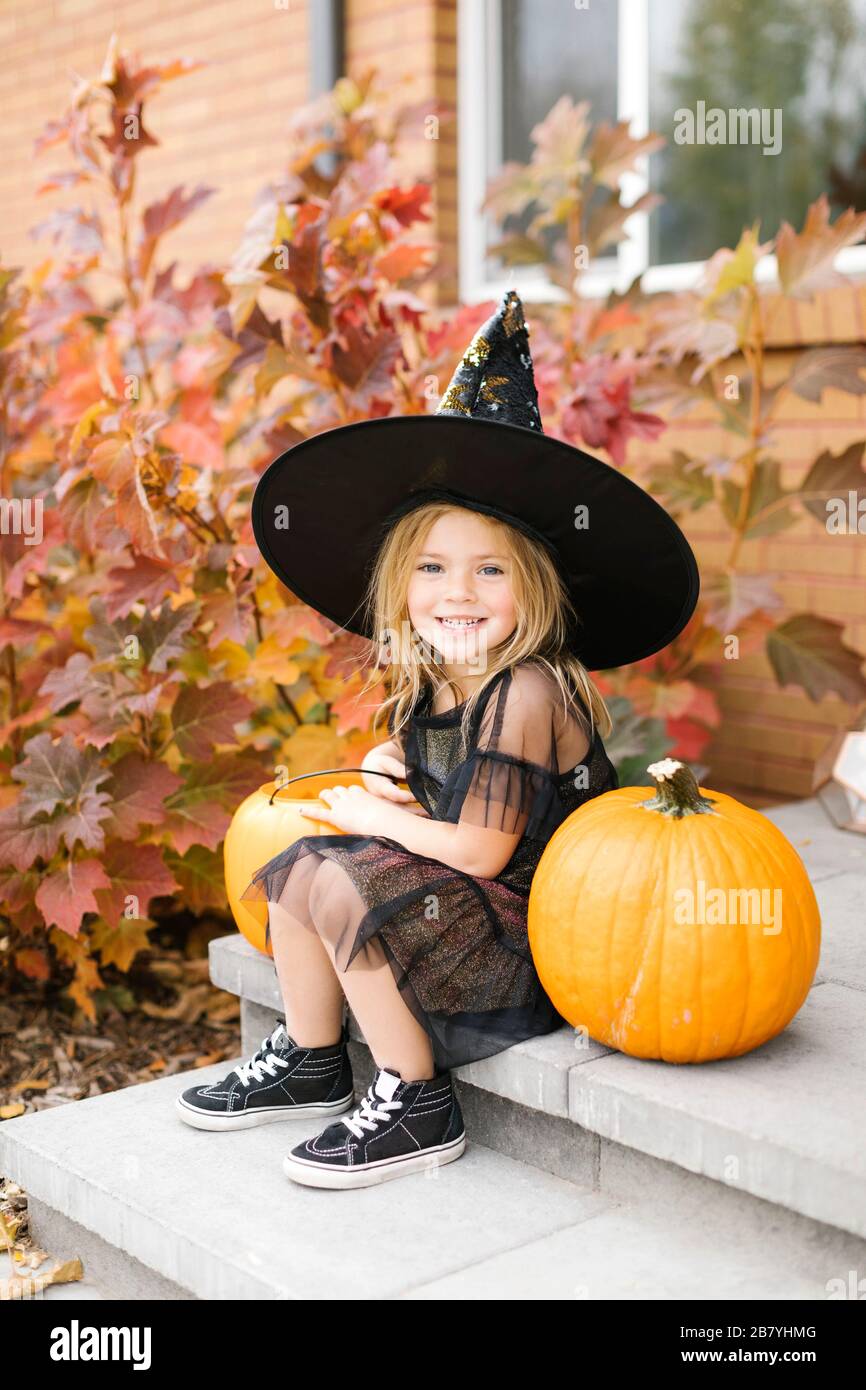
[282,1064,466,1188]
[175,1019,355,1131]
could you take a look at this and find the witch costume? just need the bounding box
[241,288,700,1075]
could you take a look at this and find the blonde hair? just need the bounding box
[350,501,613,754]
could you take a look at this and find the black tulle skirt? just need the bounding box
[240,833,567,1074]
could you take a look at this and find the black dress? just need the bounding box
[240,660,619,1073]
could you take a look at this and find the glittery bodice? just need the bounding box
[400,670,619,895]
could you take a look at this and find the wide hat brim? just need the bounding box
[251,414,700,671]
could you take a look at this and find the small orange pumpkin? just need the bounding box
[223,773,361,956]
[527,758,821,1063]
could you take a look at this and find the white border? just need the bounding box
[457,0,866,303]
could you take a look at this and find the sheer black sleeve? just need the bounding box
[439,664,583,839]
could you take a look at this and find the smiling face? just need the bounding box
[406,508,517,675]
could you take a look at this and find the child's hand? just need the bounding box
[360,744,417,803]
[299,785,390,836]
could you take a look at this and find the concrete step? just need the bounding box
[1,1055,860,1301]
[761,795,866,884]
[5,793,863,1299]
[210,794,866,1249]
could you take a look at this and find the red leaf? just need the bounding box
[160,419,224,472]
[325,324,405,408]
[376,184,432,227]
[93,842,180,923]
[163,752,266,852]
[141,184,214,242]
[0,801,62,871]
[201,590,253,648]
[101,754,183,840]
[36,858,112,936]
[664,717,715,765]
[169,682,254,759]
[162,798,231,854]
[104,556,180,620]
[0,618,51,650]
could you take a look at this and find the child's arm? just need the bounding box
[308,790,521,879]
[373,802,521,879]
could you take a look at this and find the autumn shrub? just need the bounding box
[0,45,475,1015]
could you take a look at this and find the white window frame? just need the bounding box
[458,0,866,303]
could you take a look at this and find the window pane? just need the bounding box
[649,0,866,265]
[494,0,619,273]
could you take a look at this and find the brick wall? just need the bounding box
[0,0,457,299]
[0,1,317,273]
[664,310,866,800]
[345,0,458,301]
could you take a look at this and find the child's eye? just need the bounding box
[416,563,503,576]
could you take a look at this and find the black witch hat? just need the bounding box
[251,288,700,670]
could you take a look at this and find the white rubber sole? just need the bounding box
[174,1091,356,1131]
[282,1132,467,1188]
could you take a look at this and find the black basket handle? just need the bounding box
[268,767,402,807]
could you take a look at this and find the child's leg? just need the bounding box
[267,851,345,1047]
[306,857,437,1082]
[269,902,346,1046]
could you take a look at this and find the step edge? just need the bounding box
[0,1129,295,1301]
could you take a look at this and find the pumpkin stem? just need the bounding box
[642,758,717,818]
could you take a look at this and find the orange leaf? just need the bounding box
[331,682,382,736]
[14,949,51,981]
[68,955,104,1023]
[252,638,301,685]
[776,194,866,300]
[375,242,435,283]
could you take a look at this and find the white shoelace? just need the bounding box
[233,1026,291,1088]
[341,1086,403,1139]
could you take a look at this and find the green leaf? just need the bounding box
[164,844,227,913]
[703,223,769,304]
[98,983,137,1014]
[720,458,797,537]
[766,614,866,703]
[648,450,715,513]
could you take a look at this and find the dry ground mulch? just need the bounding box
[1,913,247,1298]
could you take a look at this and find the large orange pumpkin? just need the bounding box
[224,773,362,956]
[527,758,821,1063]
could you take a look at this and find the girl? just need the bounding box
[175,290,700,1191]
